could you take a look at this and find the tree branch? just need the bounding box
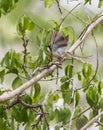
[80,111,103,130]
[0,63,59,102]
[67,14,103,52]
[0,14,103,103]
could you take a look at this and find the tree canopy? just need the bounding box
[0,0,103,130]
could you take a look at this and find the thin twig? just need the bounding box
[59,3,81,29]
[56,0,63,18]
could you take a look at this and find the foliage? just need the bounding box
[0,0,103,130]
[0,0,19,16]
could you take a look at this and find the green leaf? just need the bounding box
[12,77,22,89]
[44,0,55,8]
[65,65,69,76]
[36,30,42,45]
[98,81,103,94]
[76,115,88,129]
[65,65,73,78]
[89,110,94,120]
[98,98,103,110]
[61,82,69,91]
[0,0,19,15]
[86,86,99,107]
[0,69,5,83]
[17,15,35,35]
[60,76,68,82]
[34,82,41,98]
[53,94,60,101]
[75,91,80,107]
[100,115,103,123]
[98,0,103,8]
[84,0,91,4]
[82,63,92,78]
[78,73,82,80]
[56,108,71,123]
[23,16,35,31]
[12,105,29,123]
[1,50,22,74]
[48,110,55,121]
[61,82,72,104]
[22,95,32,104]
[74,106,82,117]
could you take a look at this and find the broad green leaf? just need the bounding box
[12,77,22,89]
[23,16,35,31]
[44,0,55,8]
[65,65,69,76]
[86,86,99,107]
[36,50,44,66]
[17,15,35,35]
[65,65,73,78]
[82,63,92,78]
[78,73,82,80]
[61,82,72,103]
[20,108,29,123]
[61,82,70,91]
[56,108,71,123]
[100,115,103,123]
[1,50,22,74]
[69,65,73,78]
[62,90,72,104]
[1,51,11,67]
[76,115,88,129]
[12,106,29,123]
[60,76,68,82]
[75,91,80,107]
[53,94,60,101]
[0,69,5,83]
[0,0,19,15]
[98,81,103,94]
[48,110,55,121]
[74,106,82,117]
[22,94,32,104]
[89,110,94,120]
[36,30,42,45]
[34,82,41,98]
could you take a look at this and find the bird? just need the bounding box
[50,31,69,58]
[50,31,87,62]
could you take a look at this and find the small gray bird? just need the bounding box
[50,31,69,58]
[50,31,86,62]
